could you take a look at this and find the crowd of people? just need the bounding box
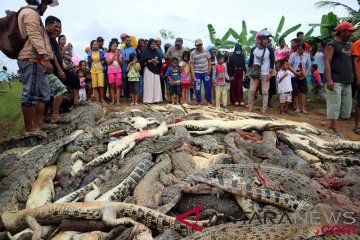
[14,0,360,138]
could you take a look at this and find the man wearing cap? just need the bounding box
[166,38,186,61]
[190,38,212,105]
[324,22,358,134]
[17,0,58,137]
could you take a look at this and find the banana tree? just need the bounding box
[315,1,360,26]
[273,16,302,46]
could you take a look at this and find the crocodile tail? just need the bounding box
[0,136,46,153]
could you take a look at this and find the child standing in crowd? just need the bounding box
[180,51,192,104]
[311,64,323,94]
[127,53,141,105]
[88,40,106,105]
[314,43,325,81]
[277,60,294,114]
[79,60,92,100]
[161,56,171,103]
[212,55,229,109]
[166,57,182,104]
[77,70,87,102]
[105,41,123,105]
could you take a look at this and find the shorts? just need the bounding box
[129,81,139,94]
[65,69,80,90]
[170,85,181,95]
[48,73,67,98]
[181,82,191,90]
[326,83,352,119]
[279,91,292,104]
[108,72,122,86]
[91,72,105,88]
[291,77,308,95]
[17,60,50,106]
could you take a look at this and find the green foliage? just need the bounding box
[276,24,302,44]
[159,29,175,40]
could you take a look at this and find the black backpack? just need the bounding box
[0,7,36,59]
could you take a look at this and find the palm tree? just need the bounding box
[314,1,360,25]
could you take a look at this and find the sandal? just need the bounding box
[353,127,360,135]
[23,130,48,138]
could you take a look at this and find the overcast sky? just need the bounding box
[0,0,358,72]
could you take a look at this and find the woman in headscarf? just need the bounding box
[228,44,247,106]
[140,39,163,104]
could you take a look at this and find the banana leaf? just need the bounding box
[304,27,315,40]
[207,24,218,45]
[275,16,285,40]
[278,24,302,41]
[240,20,248,44]
[221,30,232,42]
[320,14,329,36]
[228,28,241,41]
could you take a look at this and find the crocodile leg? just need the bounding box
[25,216,43,240]
[84,183,101,202]
[102,207,137,227]
[189,127,217,135]
[253,164,285,191]
[120,140,136,159]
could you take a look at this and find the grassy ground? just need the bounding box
[0,82,23,142]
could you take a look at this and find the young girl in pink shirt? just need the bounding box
[105,41,123,105]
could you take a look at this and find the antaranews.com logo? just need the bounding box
[176,205,357,237]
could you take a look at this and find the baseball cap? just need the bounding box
[195,39,203,46]
[175,38,183,45]
[335,22,359,31]
[97,36,104,42]
[120,33,127,39]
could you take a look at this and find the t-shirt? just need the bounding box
[120,47,136,73]
[166,46,186,61]
[190,50,210,73]
[275,46,289,61]
[253,47,271,76]
[351,39,360,75]
[277,70,294,93]
[128,63,141,82]
[180,62,191,84]
[165,66,181,85]
[104,52,122,74]
[311,71,322,85]
[79,77,86,87]
[326,40,353,84]
[90,51,103,74]
[314,51,325,74]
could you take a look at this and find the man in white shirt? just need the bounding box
[248,30,275,114]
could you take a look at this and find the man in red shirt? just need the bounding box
[351,38,360,135]
[297,32,310,52]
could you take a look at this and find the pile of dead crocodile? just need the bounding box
[1,102,360,240]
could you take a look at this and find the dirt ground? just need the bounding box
[228,104,359,141]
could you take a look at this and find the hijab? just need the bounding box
[141,38,161,74]
[230,43,245,69]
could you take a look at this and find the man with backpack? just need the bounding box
[17,0,58,137]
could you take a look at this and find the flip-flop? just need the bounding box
[353,127,360,135]
[23,130,48,138]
